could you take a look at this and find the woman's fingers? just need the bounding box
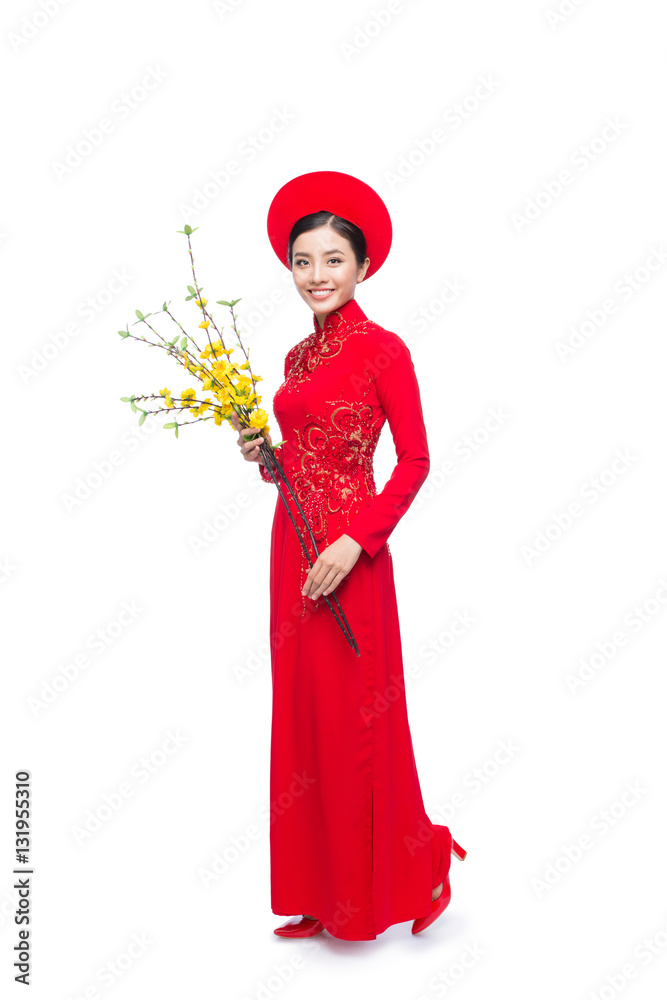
[301,536,363,598]
[229,411,271,463]
[302,557,347,598]
[242,432,264,463]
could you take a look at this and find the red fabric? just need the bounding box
[266,170,392,277]
[259,296,454,940]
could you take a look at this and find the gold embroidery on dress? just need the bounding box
[271,309,384,617]
[277,312,377,396]
[289,380,386,616]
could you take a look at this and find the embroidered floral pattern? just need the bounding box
[277,310,377,396]
[263,303,388,617]
[293,395,383,548]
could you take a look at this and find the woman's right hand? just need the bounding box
[230,410,272,465]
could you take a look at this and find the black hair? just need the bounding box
[287,211,368,270]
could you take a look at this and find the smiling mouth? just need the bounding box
[308,289,335,298]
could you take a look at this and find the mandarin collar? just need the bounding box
[312,296,368,335]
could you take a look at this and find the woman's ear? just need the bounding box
[357,257,371,282]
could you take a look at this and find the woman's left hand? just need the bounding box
[301,534,364,600]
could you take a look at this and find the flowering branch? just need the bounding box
[116,224,359,655]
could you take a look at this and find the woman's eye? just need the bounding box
[295,259,308,266]
[328,258,341,264]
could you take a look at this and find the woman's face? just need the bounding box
[291,225,370,327]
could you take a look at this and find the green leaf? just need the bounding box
[162,301,168,311]
[187,285,197,295]
[120,396,131,402]
[174,424,179,439]
[163,422,176,429]
[138,411,147,426]
[130,400,138,413]
[217,300,231,307]
[135,309,144,320]
[117,329,130,338]
[180,336,188,349]
[169,334,179,345]
[230,298,242,306]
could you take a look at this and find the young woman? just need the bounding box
[231,171,467,940]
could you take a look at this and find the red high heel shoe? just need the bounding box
[274,915,324,938]
[411,837,467,935]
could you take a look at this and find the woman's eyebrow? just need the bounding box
[294,248,347,257]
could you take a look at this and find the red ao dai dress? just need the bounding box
[258,295,455,940]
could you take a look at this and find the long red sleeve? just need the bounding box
[345,331,430,559]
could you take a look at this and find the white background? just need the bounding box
[2,0,667,997]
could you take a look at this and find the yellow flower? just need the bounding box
[248,408,269,430]
[211,359,233,380]
[180,388,196,407]
[200,340,231,361]
[195,297,208,307]
[165,396,174,409]
[159,387,171,397]
[199,320,210,329]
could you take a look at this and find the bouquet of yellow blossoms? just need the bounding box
[117,226,359,655]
